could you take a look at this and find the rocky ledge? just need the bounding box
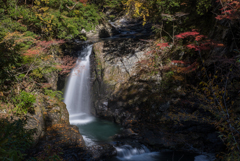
[21,91,117,161]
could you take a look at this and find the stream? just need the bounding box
[62,45,215,161]
[62,17,216,161]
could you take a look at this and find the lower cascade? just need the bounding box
[63,45,215,161]
[114,145,158,161]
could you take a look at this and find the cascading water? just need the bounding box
[114,145,159,161]
[63,45,215,161]
[64,45,94,124]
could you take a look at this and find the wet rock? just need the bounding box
[45,124,85,148]
[87,144,117,160]
[44,101,70,127]
[26,95,87,160]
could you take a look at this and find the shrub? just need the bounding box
[0,118,35,161]
[12,91,36,115]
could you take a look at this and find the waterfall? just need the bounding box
[64,45,94,124]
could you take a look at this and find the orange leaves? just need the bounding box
[79,0,87,3]
[23,48,41,57]
[79,0,87,6]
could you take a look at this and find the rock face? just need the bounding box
[24,105,45,147]
[91,38,154,119]
[43,71,58,90]
[91,38,224,153]
[25,92,88,160]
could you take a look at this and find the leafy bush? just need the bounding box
[0,118,35,161]
[0,0,102,40]
[12,91,36,115]
[44,88,64,101]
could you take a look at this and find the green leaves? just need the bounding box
[12,91,36,115]
[44,88,64,101]
[0,119,35,161]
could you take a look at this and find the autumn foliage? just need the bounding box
[58,56,77,75]
[215,0,240,20]
[24,39,65,57]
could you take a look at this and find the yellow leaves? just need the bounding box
[35,11,55,35]
[41,55,54,61]
[74,10,80,15]
[34,0,41,5]
[124,0,149,25]
[0,32,35,50]
[39,7,49,12]
[34,0,49,5]
[199,81,207,86]
[41,0,49,4]
[134,1,143,16]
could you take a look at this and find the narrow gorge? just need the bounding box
[53,16,219,161]
[1,1,239,161]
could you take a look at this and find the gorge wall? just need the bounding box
[90,37,225,153]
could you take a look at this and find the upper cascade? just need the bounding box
[64,45,94,125]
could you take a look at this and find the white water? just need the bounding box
[64,45,95,125]
[114,145,215,161]
[115,145,159,161]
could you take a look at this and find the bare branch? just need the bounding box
[66,2,79,10]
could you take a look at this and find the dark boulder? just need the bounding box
[87,144,117,160]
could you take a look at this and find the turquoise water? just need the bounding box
[73,115,215,161]
[74,116,121,146]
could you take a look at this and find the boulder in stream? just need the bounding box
[87,144,117,160]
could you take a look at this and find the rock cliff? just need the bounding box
[91,38,224,153]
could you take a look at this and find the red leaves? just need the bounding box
[195,35,206,41]
[175,30,200,39]
[215,0,240,20]
[58,55,77,75]
[175,29,207,42]
[156,42,169,49]
[79,0,87,6]
[23,39,65,57]
[181,62,198,73]
[186,43,211,51]
[171,60,189,65]
[175,29,224,51]
[79,0,87,3]
[169,61,198,73]
[175,30,210,51]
